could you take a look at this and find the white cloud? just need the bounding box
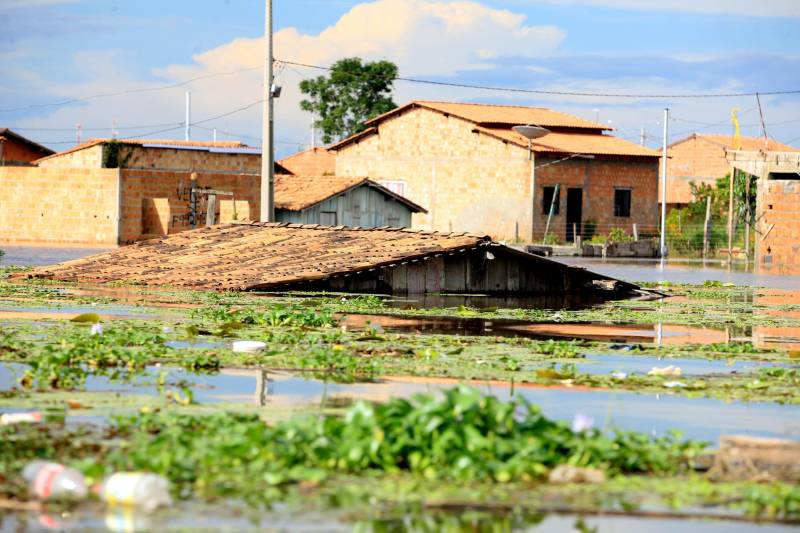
[14,0,566,154]
[528,0,800,17]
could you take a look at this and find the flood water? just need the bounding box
[3,363,797,444]
[2,505,796,533]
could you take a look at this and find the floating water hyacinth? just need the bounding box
[571,413,594,433]
[90,324,103,336]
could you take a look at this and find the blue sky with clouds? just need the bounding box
[2,0,799,155]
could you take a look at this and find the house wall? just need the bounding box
[119,146,262,173]
[276,185,413,227]
[283,247,607,295]
[757,178,800,273]
[336,106,659,241]
[0,138,48,166]
[38,144,262,173]
[119,169,261,243]
[37,145,105,168]
[0,166,120,244]
[661,136,728,206]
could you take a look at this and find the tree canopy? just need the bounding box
[299,57,398,144]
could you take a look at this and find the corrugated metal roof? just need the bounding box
[24,223,492,291]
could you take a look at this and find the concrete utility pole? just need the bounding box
[185,92,191,141]
[260,0,275,223]
[659,108,669,259]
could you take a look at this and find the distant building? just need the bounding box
[278,147,336,176]
[0,139,424,246]
[0,129,54,166]
[332,100,661,242]
[274,174,425,227]
[662,134,796,208]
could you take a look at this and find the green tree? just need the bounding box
[299,57,398,144]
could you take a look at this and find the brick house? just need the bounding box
[0,139,424,245]
[331,101,661,242]
[662,134,796,209]
[0,129,54,166]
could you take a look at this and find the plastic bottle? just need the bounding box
[98,473,171,513]
[22,461,88,501]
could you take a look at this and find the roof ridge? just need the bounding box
[413,99,548,111]
[244,221,489,240]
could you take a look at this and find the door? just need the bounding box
[566,188,582,242]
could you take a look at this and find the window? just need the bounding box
[614,189,631,217]
[542,186,560,215]
[380,180,407,197]
[320,211,337,226]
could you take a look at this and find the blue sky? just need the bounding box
[2,0,799,155]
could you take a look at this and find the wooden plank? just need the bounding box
[407,262,427,293]
[424,257,444,293]
[507,256,520,292]
[390,264,408,293]
[467,252,487,292]
[443,255,467,292]
[486,255,508,293]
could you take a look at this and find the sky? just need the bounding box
[1,0,799,158]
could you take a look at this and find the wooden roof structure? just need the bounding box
[274,175,427,212]
[23,223,634,293]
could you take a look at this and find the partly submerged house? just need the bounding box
[275,175,426,227]
[0,129,54,166]
[26,223,639,296]
[663,134,796,209]
[332,100,661,242]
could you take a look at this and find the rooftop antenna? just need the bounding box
[755,93,769,150]
[76,123,82,145]
[111,120,119,139]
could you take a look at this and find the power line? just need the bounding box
[0,65,262,114]
[38,99,265,145]
[280,59,800,99]
[9,122,182,132]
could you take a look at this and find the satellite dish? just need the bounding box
[513,125,550,140]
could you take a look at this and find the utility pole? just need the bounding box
[185,92,191,141]
[727,166,735,264]
[310,116,316,150]
[659,108,669,259]
[640,127,646,147]
[260,0,275,223]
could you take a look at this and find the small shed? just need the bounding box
[25,222,639,296]
[275,175,426,228]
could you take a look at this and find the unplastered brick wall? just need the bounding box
[336,106,659,241]
[757,179,800,273]
[0,166,120,244]
[36,144,104,168]
[661,136,729,205]
[119,169,261,243]
[119,146,262,173]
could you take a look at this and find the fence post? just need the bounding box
[703,195,712,258]
[206,194,217,227]
[632,223,639,241]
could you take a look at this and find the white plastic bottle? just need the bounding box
[22,461,88,501]
[98,472,172,513]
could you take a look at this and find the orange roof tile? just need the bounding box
[274,175,426,212]
[475,126,661,158]
[408,101,610,130]
[34,138,251,164]
[278,147,336,176]
[691,134,796,152]
[24,223,492,291]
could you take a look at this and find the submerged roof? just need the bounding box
[25,223,496,291]
[274,175,427,213]
[0,128,54,156]
[25,223,634,293]
[278,147,336,176]
[34,138,251,164]
[331,100,660,158]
